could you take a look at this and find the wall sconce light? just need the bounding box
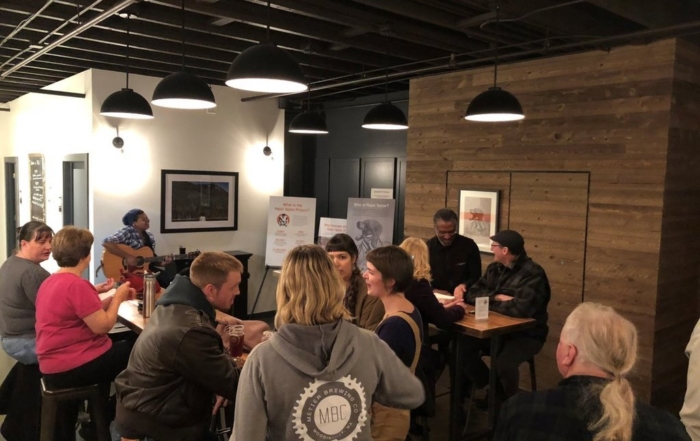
[263,135,273,158]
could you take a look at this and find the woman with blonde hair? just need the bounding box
[325,233,384,330]
[400,237,467,336]
[494,302,690,441]
[231,245,423,441]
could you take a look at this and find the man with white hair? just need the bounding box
[494,302,690,441]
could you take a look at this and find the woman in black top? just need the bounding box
[399,237,467,336]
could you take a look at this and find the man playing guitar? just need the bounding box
[102,209,173,288]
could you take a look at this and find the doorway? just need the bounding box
[4,157,18,258]
[62,154,89,229]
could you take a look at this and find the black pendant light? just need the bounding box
[362,62,408,130]
[465,6,524,122]
[225,1,307,94]
[289,87,328,134]
[151,0,216,109]
[100,14,153,119]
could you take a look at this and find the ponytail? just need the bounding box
[562,303,638,441]
[590,376,635,441]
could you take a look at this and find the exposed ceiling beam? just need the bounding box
[586,0,700,28]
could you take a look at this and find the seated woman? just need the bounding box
[231,245,424,441]
[35,226,135,390]
[325,233,384,330]
[364,245,424,441]
[0,221,53,364]
[399,237,467,335]
[495,302,691,441]
[102,208,171,288]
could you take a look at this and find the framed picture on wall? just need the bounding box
[160,170,239,233]
[458,189,499,253]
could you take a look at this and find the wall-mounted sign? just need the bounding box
[29,153,46,222]
[370,188,393,199]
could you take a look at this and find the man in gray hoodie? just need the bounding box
[231,244,424,441]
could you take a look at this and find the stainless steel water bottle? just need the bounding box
[143,273,156,318]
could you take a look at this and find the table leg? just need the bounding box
[449,333,465,441]
[488,335,502,429]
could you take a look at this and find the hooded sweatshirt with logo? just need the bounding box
[230,319,424,441]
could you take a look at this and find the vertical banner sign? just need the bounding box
[346,198,395,271]
[317,218,347,247]
[265,196,316,267]
[29,154,46,222]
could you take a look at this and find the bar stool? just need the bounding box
[462,357,537,437]
[39,378,111,441]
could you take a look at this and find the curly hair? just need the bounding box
[399,237,432,282]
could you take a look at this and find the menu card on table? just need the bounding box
[475,297,489,321]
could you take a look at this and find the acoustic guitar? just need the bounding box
[102,244,200,279]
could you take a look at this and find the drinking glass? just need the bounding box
[227,324,245,357]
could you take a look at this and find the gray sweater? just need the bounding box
[0,255,50,338]
[231,319,424,441]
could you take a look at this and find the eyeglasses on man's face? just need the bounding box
[490,243,504,249]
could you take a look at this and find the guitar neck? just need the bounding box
[142,254,193,264]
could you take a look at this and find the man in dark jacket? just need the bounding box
[427,208,482,299]
[115,252,243,441]
[465,230,551,398]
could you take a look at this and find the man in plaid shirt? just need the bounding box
[464,230,551,399]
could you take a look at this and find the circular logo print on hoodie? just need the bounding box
[293,376,367,441]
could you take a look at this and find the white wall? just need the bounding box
[0,110,9,258]
[0,69,284,313]
[1,71,93,274]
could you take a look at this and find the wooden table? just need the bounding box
[449,306,535,441]
[117,300,147,334]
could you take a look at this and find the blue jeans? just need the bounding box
[1,336,38,365]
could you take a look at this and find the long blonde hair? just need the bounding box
[399,237,432,281]
[562,303,638,441]
[275,245,350,329]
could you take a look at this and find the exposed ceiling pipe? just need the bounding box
[0,0,137,79]
[0,0,56,48]
[243,17,700,102]
[0,86,85,99]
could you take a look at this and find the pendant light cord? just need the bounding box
[307,86,311,111]
[493,5,499,88]
[384,53,389,103]
[125,14,130,88]
[266,0,270,42]
[181,0,186,68]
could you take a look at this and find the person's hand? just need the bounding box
[212,395,229,415]
[443,299,467,310]
[453,284,467,300]
[215,310,241,327]
[125,255,138,266]
[494,294,514,302]
[94,278,115,294]
[114,282,135,303]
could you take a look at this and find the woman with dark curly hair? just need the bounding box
[325,233,384,330]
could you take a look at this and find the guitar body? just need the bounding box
[102,245,155,279]
[102,244,201,280]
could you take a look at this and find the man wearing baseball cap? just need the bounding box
[464,229,551,399]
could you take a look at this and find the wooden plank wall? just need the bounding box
[406,39,681,406]
[653,40,700,411]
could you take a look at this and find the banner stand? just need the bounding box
[248,265,281,320]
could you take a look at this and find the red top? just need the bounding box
[35,272,111,374]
